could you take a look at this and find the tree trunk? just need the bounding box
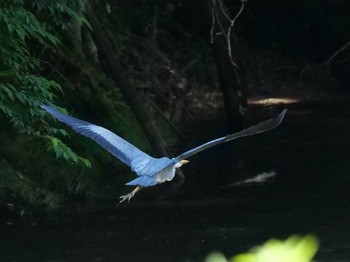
[203,0,248,130]
[85,5,170,158]
[211,35,247,130]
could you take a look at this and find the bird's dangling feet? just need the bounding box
[119,186,142,204]
[119,192,135,203]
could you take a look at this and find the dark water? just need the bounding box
[1,101,350,261]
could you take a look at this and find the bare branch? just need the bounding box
[227,0,246,67]
[325,41,350,65]
[218,0,231,22]
[299,40,350,80]
[210,0,246,67]
[210,0,216,43]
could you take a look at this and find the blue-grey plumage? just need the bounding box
[174,109,287,162]
[40,105,175,178]
[41,104,286,203]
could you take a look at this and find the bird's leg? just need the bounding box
[119,186,142,203]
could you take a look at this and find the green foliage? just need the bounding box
[0,160,61,208]
[205,235,319,262]
[0,0,60,132]
[33,0,91,30]
[46,135,91,167]
[0,0,223,209]
[0,1,58,74]
[0,0,95,208]
[205,252,228,262]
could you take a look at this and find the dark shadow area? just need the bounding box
[1,100,350,261]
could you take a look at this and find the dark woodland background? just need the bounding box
[1,0,349,209]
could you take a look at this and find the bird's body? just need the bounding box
[41,105,286,202]
[126,157,178,186]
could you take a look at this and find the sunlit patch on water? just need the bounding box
[248,97,300,105]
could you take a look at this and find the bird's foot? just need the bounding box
[119,192,135,203]
[118,186,142,204]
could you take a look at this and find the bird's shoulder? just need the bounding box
[135,157,175,177]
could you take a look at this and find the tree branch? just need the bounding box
[210,0,246,67]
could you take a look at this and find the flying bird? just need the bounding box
[41,105,286,203]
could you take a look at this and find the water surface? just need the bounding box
[1,101,350,261]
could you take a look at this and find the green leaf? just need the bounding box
[230,235,319,262]
[15,27,26,41]
[79,157,92,168]
[52,137,59,148]
[205,252,228,262]
[7,23,15,33]
[0,69,15,77]
[45,136,92,168]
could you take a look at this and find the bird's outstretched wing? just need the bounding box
[41,105,154,171]
[174,109,287,161]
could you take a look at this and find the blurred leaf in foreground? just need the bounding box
[231,235,319,262]
[205,235,319,262]
[205,252,228,262]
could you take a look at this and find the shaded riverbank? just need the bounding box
[1,99,350,261]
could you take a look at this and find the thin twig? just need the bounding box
[181,55,201,73]
[226,0,246,67]
[218,0,231,22]
[210,0,216,43]
[325,41,350,65]
[214,3,227,38]
[148,99,186,141]
[210,0,246,67]
[299,40,350,80]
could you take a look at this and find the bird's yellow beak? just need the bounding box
[180,160,189,165]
